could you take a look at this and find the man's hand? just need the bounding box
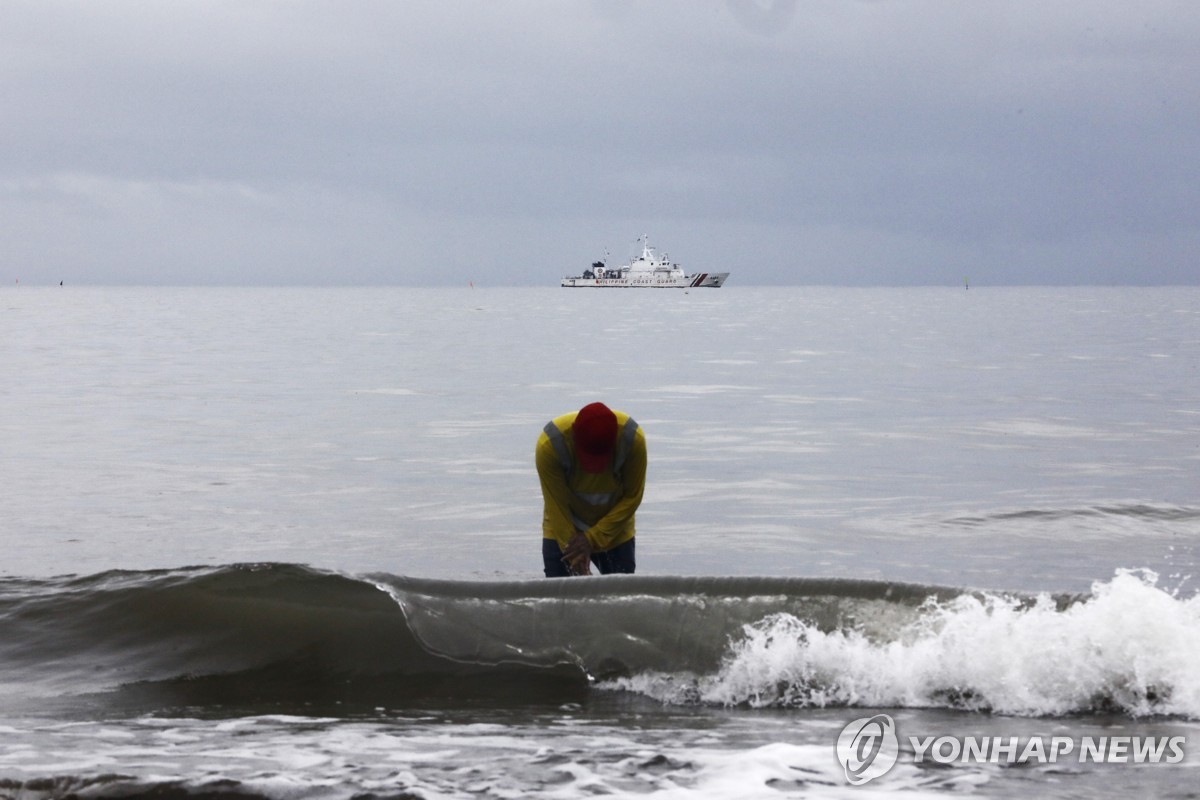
[562,532,593,576]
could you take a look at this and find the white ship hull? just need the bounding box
[561,236,730,288]
[561,272,728,288]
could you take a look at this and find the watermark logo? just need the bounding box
[835,715,1186,785]
[836,714,899,785]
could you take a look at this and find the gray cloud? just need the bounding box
[2,0,1197,285]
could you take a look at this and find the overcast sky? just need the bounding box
[2,1,1197,286]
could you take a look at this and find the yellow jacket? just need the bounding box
[536,409,646,552]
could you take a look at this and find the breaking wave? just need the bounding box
[609,569,1200,717]
[1,563,1197,718]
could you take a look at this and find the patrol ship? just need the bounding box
[561,236,730,288]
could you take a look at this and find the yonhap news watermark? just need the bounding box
[836,714,1186,785]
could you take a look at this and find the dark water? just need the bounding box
[0,564,966,715]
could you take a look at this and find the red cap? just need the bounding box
[573,402,618,473]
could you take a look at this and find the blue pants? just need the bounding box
[543,537,635,578]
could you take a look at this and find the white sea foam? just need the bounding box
[611,570,1200,718]
[623,742,971,800]
[0,717,975,800]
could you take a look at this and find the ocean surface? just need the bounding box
[1,285,1198,798]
